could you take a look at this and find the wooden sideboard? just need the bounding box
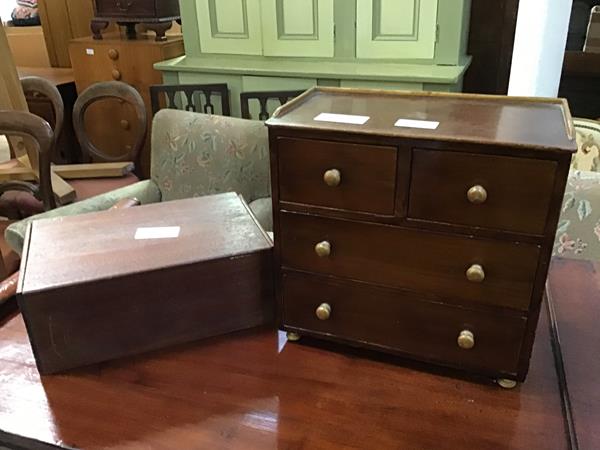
[156,0,472,117]
[266,88,576,384]
[69,33,184,177]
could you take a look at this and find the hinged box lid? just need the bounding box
[19,193,272,295]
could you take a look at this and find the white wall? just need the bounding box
[0,1,16,24]
[508,0,573,97]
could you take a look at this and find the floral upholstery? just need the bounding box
[553,119,600,261]
[151,109,270,204]
[5,110,272,255]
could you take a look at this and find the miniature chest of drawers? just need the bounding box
[266,87,576,384]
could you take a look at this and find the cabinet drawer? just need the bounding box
[408,149,557,235]
[283,271,527,375]
[95,0,156,17]
[277,137,398,214]
[280,213,540,310]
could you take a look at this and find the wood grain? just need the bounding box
[408,148,558,235]
[547,258,600,450]
[37,0,96,68]
[18,193,273,374]
[0,301,568,450]
[283,270,527,377]
[280,212,540,311]
[269,88,572,383]
[267,87,576,153]
[277,137,398,215]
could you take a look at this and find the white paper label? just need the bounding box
[394,118,440,130]
[314,113,370,125]
[134,226,181,240]
[86,48,95,55]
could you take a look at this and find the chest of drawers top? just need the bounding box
[266,87,576,153]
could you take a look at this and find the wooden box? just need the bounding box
[266,87,576,385]
[18,193,273,374]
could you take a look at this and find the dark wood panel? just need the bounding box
[279,212,540,311]
[95,0,157,17]
[0,303,568,450]
[463,0,520,94]
[547,258,600,450]
[283,270,527,377]
[408,149,558,235]
[277,137,399,215]
[18,194,274,374]
[20,252,273,374]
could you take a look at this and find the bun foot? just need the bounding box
[497,378,518,389]
[286,331,301,342]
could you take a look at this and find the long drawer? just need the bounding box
[280,212,540,311]
[282,271,527,375]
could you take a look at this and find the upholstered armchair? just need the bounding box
[5,109,271,255]
[554,118,600,261]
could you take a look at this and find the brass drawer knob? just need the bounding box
[108,48,119,60]
[314,241,331,257]
[466,264,485,283]
[467,185,487,204]
[316,303,332,320]
[457,330,475,350]
[112,69,122,80]
[323,169,341,187]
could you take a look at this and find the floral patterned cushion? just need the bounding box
[554,170,600,260]
[151,109,271,204]
[571,118,600,172]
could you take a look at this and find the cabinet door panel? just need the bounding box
[356,0,438,59]
[261,0,334,57]
[196,0,263,55]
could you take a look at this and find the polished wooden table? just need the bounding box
[547,258,600,450]
[0,295,570,450]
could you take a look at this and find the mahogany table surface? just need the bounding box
[546,258,600,450]
[0,295,569,450]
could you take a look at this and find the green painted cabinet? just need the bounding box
[156,0,472,117]
[196,0,263,55]
[261,0,334,57]
[356,0,438,59]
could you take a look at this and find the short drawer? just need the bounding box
[95,0,156,17]
[283,271,527,375]
[277,137,398,214]
[408,149,557,235]
[280,213,540,311]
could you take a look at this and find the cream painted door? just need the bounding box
[260,0,334,57]
[356,0,438,59]
[196,0,263,55]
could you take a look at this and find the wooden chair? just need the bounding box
[21,76,64,159]
[150,83,231,116]
[74,81,147,163]
[240,90,306,120]
[0,77,63,218]
[0,111,55,211]
[0,110,56,282]
[70,81,145,200]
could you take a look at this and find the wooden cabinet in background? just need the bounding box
[37,0,98,68]
[69,34,184,177]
